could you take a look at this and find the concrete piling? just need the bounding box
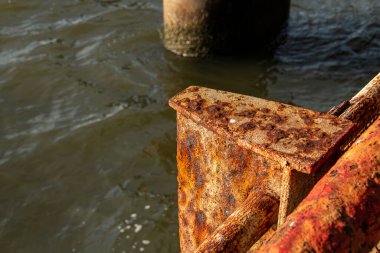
[163,0,291,57]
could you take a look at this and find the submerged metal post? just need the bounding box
[163,0,290,57]
[169,87,354,252]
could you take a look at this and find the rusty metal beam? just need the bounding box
[257,116,380,253]
[330,73,380,151]
[174,111,284,252]
[195,190,278,253]
[169,73,380,253]
[330,73,380,123]
[170,87,354,174]
[276,72,380,227]
[248,72,380,252]
[169,86,354,252]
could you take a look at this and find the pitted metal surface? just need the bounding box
[169,86,356,252]
[170,86,354,174]
[176,114,283,252]
[257,116,380,253]
[170,74,380,252]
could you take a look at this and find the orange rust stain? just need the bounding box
[176,114,283,252]
[194,210,208,242]
[170,86,355,174]
[169,86,356,252]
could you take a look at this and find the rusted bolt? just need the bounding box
[169,86,354,252]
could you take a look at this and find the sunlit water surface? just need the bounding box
[0,0,379,252]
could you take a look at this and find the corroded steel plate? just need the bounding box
[169,86,355,174]
[257,116,380,253]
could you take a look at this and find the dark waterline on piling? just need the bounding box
[0,0,379,252]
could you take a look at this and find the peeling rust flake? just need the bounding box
[169,86,355,173]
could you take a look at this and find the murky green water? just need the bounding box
[0,0,379,252]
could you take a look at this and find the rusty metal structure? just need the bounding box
[169,73,380,252]
[257,116,380,253]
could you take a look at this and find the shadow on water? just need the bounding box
[161,50,276,97]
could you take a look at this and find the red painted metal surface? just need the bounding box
[257,116,380,253]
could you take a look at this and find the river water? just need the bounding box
[0,0,379,252]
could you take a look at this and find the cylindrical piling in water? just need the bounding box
[163,0,291,57]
